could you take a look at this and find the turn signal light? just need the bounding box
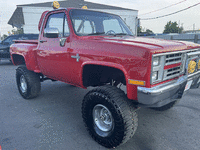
[128,79,145,86]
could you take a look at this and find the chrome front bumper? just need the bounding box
[137,75,188,107]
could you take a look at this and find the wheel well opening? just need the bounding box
[82,65,126,87]
[12,54,25,65]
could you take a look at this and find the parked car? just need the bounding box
[0,34,38,62]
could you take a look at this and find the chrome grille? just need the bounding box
[163,66,181,80]
[163,52,183,80]
[152,49,200,85]
[165,53,182,65]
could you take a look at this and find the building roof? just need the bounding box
[8,7,24,28]
[18,0,136,11]
[8,0,137,28]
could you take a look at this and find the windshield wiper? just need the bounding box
[88,32,105,36]
[114,33,133,36]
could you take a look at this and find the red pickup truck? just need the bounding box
[10,8,200,148]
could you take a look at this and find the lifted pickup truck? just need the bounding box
[10,7,200,148]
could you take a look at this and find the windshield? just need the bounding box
[70,9,134,36]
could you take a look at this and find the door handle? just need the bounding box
[39,40,47,43]
[60,38,66,47]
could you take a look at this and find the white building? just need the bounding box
[8,0,138,35]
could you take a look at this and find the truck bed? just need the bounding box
[10,40,39,72]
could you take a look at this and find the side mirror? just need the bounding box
[44,28,59,38]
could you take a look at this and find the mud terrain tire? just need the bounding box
[16,66,41,99]
[82,85,138,148]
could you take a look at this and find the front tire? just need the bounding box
[16,66,41,99]
[82,85,138,148]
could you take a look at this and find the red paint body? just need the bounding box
[10,8,200,101]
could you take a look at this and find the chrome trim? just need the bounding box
[60,37,67,47]
[151,55,165,84]
[137,75,188,106]
[165,60,182,66]
[71,54,80,62]
[187,51,200,56]
[151,49,200,85]
[163,72,180,81]
[163,66,181,81]
[188,55,199,60]
[188,70,200,77]
[138,75,187,95]
[153,48,200,57]
[165,53,182,65]
[180,53,187,74]
[166,56,182,60]
[44,27,59,38]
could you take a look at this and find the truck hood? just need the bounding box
[90,36,200,53]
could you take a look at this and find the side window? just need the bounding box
[45,12,70,37]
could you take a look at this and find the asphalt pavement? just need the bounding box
[0,60,200,150]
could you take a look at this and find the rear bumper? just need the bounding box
[137,74,200,107]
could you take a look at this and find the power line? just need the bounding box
[139,0,187,16]
[140,2,200,20]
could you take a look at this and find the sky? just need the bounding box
[0,0,200,36]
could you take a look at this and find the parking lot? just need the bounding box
[0,60,200,150]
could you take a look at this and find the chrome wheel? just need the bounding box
[93,104,114,134]
[82,85,138,148]
[20,75,27,93]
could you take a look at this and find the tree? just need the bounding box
[2,34,8,40]
[146,29,154,35]
[163,21,183,34]
[137,26,142,35]
[11,28,24,35]
[137,26,154,36]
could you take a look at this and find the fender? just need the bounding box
[81,60,129,81]
[80,61,142,100]
[10,42,41,73]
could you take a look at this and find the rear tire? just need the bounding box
[16,66,41,99]
[82,85,138,148]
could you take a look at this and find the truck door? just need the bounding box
[37,11,71,82]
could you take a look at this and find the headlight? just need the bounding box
[151,55,165,84]
[152,71,158,82]
[153,57,160,66]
